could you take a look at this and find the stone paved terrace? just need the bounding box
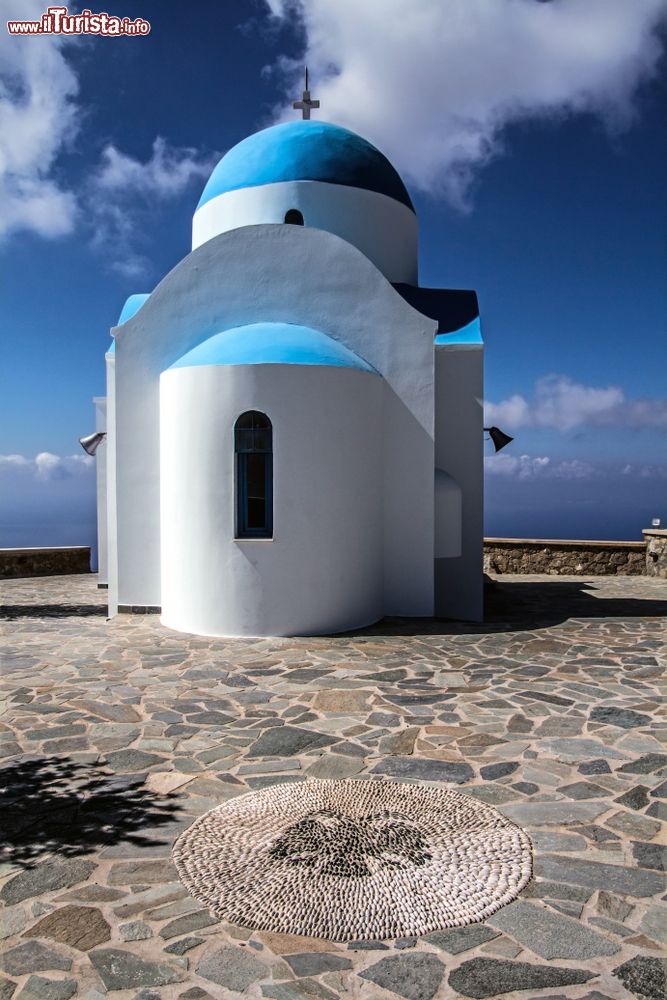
[0,573,665,1000]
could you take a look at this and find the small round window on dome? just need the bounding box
[284,209,304,225]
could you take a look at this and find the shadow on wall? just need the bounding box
[0,756,183,869]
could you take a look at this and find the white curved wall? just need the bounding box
[192,180,418,284]
[160,363,383,637]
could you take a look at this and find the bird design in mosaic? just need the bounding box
[268,808,433,877]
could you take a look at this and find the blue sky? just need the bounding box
[1,0,665,553]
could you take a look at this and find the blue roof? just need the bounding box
[196,121,414,213]
[108,293,150,354]
[117,293,150,325]
[168,323,378,374]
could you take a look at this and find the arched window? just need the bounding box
[235,411,273,538]
[284,209,304,225]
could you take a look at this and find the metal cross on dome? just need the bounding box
[292,66,320,120]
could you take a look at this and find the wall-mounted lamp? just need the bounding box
[483,426,514,453]
[79,431,106,456]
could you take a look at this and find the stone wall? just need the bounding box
[643,529,667,579]
[0,547,91,579]
[484,538,645,576]
[0,540,658,582]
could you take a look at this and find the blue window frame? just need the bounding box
[235,411,273,538]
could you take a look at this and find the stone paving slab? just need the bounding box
[0,572,665,1000]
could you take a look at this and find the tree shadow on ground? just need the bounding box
[0,755,181,868]
[0,604,108,620]
[347,580,667,637]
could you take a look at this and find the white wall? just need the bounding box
[160,364,383,636]
[435,468,462,559]
[105,352,118,615]
[434,344,484,621]
[192,181,418,285]
[93,396,107,583]
[114,225,435,616]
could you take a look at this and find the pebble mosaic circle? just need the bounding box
[173,779,533,941]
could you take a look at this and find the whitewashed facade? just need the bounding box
[94,120,484,636]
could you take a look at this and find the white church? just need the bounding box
[89,92,485,637]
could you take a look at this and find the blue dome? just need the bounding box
[168,322,378,374]
[196,121,414,213]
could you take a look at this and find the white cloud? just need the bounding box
[34,451,62,479]
[485,452,666,481]
[266,0,665,206]
[0,0,79,238]
[1,8,213,261]
[638,463,667,481]
[88,138,216,276]
[485,375,667,431]
[88,201,150,279]
[550,458,597,480]
[484,393,531,430]
[94,137,213,198]
[0,453,29,467]
[485,452,552,479]
[0,452,94,481]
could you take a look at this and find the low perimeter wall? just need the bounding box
[0,540,659,581]
[484,538,645,576]
[643,529,667,579]
[0,547,91,579]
